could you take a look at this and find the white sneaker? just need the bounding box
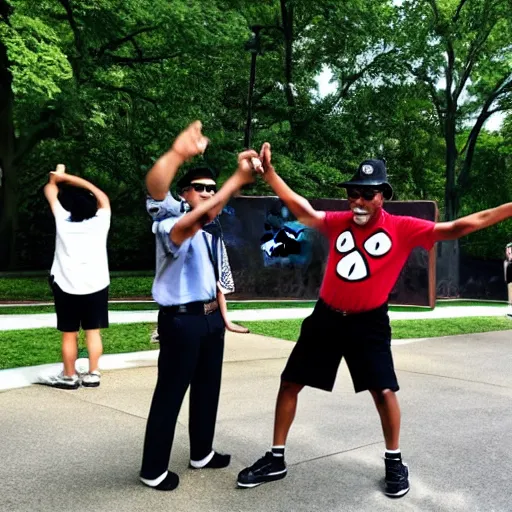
[37,372,80,390]
[82,370,101,388]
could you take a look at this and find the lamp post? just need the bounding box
[244,25,263,149]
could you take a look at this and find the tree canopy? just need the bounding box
[0,0,510,271]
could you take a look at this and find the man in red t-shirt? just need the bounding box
[237,143,512,498]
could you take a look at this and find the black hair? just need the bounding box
[177,166,217,192]
[57,184,98,222]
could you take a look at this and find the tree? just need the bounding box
[397,0,512,221]
[0,0,250,269]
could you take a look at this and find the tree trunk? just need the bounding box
[0,37,18,270]
[436,239,460,298]
[439,100,460,295]
[280,0,294,109]
[444,110,459,221]
[279,0,298,146]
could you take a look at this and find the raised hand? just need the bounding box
[259,142,275,176]
[251,157,264,174]
[49,163,67,184]
[236,149,262,184]
[171,120,209,161]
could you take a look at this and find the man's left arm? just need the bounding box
[170,149,260,246]
[433,203,512,241]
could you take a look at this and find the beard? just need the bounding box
[352,207,371,225]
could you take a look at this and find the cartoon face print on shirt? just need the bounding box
[335,228,392,281]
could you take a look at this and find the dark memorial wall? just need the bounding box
[219,196,438,307]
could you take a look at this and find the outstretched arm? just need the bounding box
[259,143,325,230]
[433,203,512,241]
[145,120,209,200]
[170,149,261,246]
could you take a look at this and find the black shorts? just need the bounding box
[281,299,398,393]
[50,276,109,332]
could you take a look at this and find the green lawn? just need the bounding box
[0,301,317,315]
[1,316,511,370]
[243,316,512,342]
[0,323,155,370]
[0,299,508,315]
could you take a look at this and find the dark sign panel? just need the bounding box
[219,196,438,307]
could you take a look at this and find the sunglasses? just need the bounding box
[346,187,381,200]
[189,183,217,193]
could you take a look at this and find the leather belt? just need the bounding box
[161,299,219,315]
[320,298,387,317]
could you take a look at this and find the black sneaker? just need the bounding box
[237,452,287,488]
[384,457,410,498]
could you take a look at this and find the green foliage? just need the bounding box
[2,0,511,271]
[393,0,512,219]
[0,12,72,101]
[458,131,512,258]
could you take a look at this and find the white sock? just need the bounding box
[190,450,214,468]
[272,445,285,457]
[140,470,168,487]
[385,448,401,459]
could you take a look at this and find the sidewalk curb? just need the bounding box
[0,349,160,392]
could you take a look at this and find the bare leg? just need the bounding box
[62,332,78,376]
[370,389,401,450]
[237,380,304,486]
[84,329,103,373]
[273,381,304,445]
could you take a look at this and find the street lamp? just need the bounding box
[244,25,263,149]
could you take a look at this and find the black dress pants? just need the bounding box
[140,307,225,479]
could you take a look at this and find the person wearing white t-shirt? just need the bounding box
[41,165,111,389]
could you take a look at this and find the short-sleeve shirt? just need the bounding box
[318,208,436,313]
[50,202,111,295]
[146,193,234,306]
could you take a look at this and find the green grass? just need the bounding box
[1,316,512,370]
[243,316,512,342]
[0,305,57,314]
[0,323,156,370]
[0,299,508,315]
[0,301,317,315]
[436,300,507,308]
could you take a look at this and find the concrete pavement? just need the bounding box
[1,330,512,511]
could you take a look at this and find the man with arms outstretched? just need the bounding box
[238,143,512,498]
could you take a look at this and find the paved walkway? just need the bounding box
[0,305,510,331]
[1,330,512,511]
